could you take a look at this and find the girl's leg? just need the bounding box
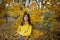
[23,37,28,40]
[20,35,23,40]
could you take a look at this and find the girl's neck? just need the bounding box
[24,21,29,24]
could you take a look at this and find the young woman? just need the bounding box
[17,12,32,40]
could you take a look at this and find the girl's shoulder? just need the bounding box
[29,24,32,27]
[19,25,22,27]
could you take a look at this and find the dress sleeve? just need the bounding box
[17,25,21,34]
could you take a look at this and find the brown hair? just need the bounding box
[21,12,32,26]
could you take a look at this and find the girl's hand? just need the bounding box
[20,32,22,35]
[20,30,26,35]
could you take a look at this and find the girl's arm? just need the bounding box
[21,25,32,36]
[17,25,21,35]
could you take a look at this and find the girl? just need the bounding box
[17,12,32,40]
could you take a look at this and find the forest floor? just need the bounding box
[0,18,60,40]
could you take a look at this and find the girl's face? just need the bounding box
[24,15,28,21]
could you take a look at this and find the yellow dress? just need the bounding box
[17,22,32,36]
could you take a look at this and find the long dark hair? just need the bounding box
[21,12,32,26]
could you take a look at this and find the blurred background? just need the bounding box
[0,0,60,40]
